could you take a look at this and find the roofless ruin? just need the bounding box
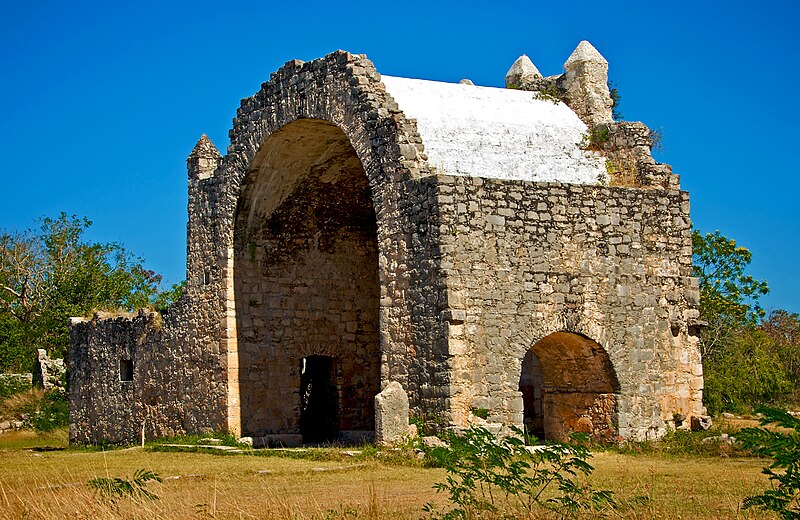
[69,42,707,445]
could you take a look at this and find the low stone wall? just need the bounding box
[32,349,66,391]
[68,305,228,444]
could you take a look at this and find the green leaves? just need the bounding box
[693,229,800,413]
[0,213,183,370]
[692,229,769,357]
[422,427,617,519]
[88,469,163,503]
[702,328,793,414]
[738,407,800,519]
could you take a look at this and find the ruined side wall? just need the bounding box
[69,149,229,445]
[69,304,228,444]
[435,176,704,440]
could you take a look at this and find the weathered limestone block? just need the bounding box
[561,40,614,126]
[691,415,713,431]
[32,349,66,392]
[505,54,541,88]
[375,381,411,444]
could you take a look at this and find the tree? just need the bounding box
[0,213,180,371]
[702,327,792,414]
[692,229,769,357]
[693,229,800,413]
[762,310,800,389]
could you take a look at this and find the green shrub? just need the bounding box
[738,407,800,519]
[704,329,793,414]
[0,375,32,399]
[20,390,69,431]
[422,426,618,519]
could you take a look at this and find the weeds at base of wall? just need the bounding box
[607,425,756,458]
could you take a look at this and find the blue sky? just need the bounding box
[2,0,798,314]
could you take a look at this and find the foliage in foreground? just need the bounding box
[88,469,163,503]
[738,407,800,519]
[422,426,620,519]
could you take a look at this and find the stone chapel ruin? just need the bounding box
[69,41,706,445]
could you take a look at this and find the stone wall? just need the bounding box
[214,52,451,439]
[69,46,705,445]
[233,120,381,439]
[69,305,228,444]
[432,176,704,440]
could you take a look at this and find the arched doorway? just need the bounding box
[233,119,381,443]
[519,332,619,442]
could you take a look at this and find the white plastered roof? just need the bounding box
[381,76,607,184]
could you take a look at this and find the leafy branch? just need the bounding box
[88,469,163,503]
[738,408,800,519]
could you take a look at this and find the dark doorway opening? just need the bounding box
[519,350,544,440]
[300,355,338,443]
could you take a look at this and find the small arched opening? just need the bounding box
[233,119,381,443]
[519,332,619,442]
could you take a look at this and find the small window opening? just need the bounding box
[203,270,211,285]
[120,359,133,382]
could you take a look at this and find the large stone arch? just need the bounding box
[233,118,381,442]
[206,52,452,439]
[69,47,707,447]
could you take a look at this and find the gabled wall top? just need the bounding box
[381,76,607,184]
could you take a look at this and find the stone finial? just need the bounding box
[459,78,474,85]
[564,40,608,68]
[187,134,222,180]
[505,54,541,89]
[561,40,613,126]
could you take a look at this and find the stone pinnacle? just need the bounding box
[564,40,608,68]
[505,54,541,88]
[189,134,221,158]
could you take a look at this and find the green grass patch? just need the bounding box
[609,425,755,458]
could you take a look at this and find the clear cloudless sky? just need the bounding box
[1,0,798,314]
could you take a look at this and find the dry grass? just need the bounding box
[0,387,44,421]
[0,430,777,519]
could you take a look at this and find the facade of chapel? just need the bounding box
[69,42,707,445]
